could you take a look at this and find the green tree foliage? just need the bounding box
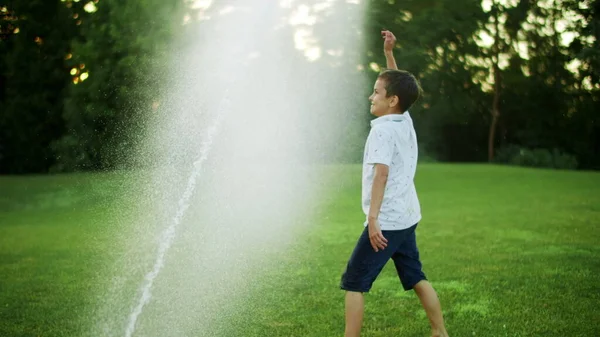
[565,0,600,169]
[363,0,600,169]
[0,1,77,173]
[0,0,599,173]
[364,0,490,161]
[51,0,182,172]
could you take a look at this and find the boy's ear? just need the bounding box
[389,95,400,108]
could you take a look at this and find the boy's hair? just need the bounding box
[378,69,423,112]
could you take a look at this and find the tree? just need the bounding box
[566,0,600,168]
[0,1,77,173]
[364,0,490,162]
[52,0,183,171]
[475,0,531,162]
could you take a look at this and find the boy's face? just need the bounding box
[369,78,399,117]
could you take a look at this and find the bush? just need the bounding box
[495,145,578,170]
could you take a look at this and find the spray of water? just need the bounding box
[94,1,369,336]
[124,90,230,337]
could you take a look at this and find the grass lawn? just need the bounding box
[1,164,599,336]
[0,172,136,337]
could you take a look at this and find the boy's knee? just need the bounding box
[340,270,375,293]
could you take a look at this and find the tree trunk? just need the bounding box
[488,4,502,163]
[488,86,500,162]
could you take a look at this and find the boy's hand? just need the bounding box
[368,219,388,252]
[381,30,397,53]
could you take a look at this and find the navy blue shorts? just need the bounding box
[340,223,426,293]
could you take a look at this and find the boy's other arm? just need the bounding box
[382,30,398,70]
[368,163,389,252]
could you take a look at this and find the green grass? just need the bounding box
[0,172,136,337]
[1,164,599,336]
[217,164,600,337]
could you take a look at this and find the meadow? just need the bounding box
[1,164,598,336]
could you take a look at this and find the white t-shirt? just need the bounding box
[362,112,421,230]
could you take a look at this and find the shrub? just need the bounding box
[495,145,578,170]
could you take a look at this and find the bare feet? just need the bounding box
[432,331,449,337]
[413,281,448,337]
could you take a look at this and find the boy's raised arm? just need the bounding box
[382,30,398,70]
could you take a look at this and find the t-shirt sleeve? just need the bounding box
[365,127,394,166]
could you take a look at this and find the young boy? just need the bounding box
[339,30,449,337]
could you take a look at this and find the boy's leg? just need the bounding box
[340,227,401,337]
[344,291,364,337]
[413,280,448,337]
[391,224,448,337]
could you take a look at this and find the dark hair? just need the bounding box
[378,69,423,112]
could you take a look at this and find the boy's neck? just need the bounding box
[381,110,404,116]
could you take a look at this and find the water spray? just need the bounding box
[124,91,230,337]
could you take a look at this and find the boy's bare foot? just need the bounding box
[431,331,449,337]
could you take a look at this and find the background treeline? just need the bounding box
[1,0,598,174]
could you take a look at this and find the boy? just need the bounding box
[339,30,449,337]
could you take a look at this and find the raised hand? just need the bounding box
[381,30,397,53]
